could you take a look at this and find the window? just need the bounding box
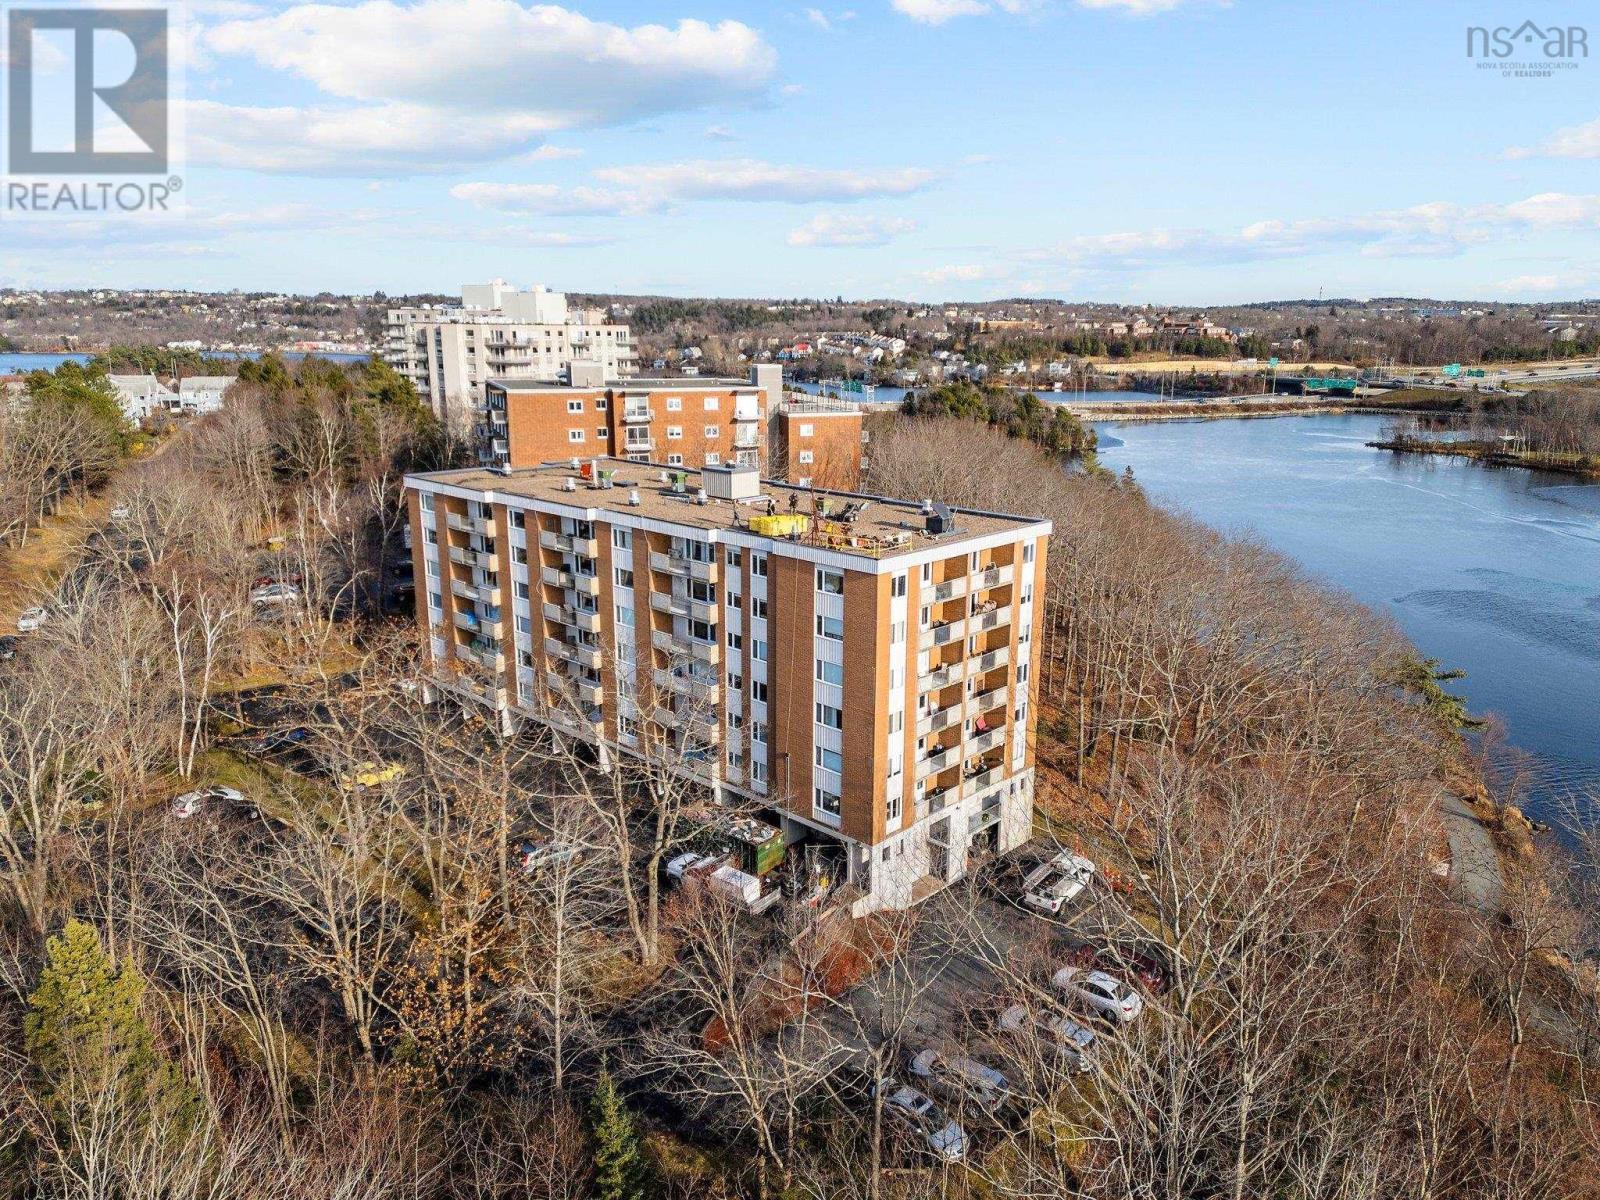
[890,665,903,689]
[887,792,902,823]
[815,703,843,730]
[799,423,814,438]
[666,397,682,411]
[891,620,905,645]
[704,425,720,439]
[689,619,714,642]
[568,429,584,443]
[514,580,529,599]
[888,710,903,735]
[596,427,608,440]
[752,596,768,619]
[921,562,932,584]
[727,547,743,568]
[816,658,843,685]
[727,671,743,691]
[726,591,742,612]
[891,573,907,598]
[595,397,607,411]
[816,614,844,641]
[689,579,717,604]
[519,649,534,669]
[817,568,844,595]
[514,547,528,565]
[428,590,443,611]
[424,527,438,545]
[814,786,841,816]
[751,553,767,578]
[566,399,583,413]
[815,746,843,773]
[426,558,439,578]
[516,614,532,634]
[798,450,814,465]
[668,454,684,466]
[666,425,682,440]
[1023,542,1035,563]
[614,566,634,588]
[751,720,767,744]
[705,452,720,465]
[752,760,768,784]
[612,527,632,550]
[704,395,720,410]
[511,510,526,529]
[727,631,743,651]
[752,680,769,703]
[753,640,768,662]
[919,606,930,628]
[420,493,434,512]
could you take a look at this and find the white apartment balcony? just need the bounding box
[652,667,721,704]
[972,646,1009,674]
[924,780,959,814]
[915,742,961,782]
[452,609,485,633]
[622,406,653,423]
[916,701,962,737]
[967,727,1006,756]
[540,529,600,557]
[447,545,474,568]
[622,435,654,454]
[574,678,605,706]
[649,591,715,623]
[970,606,1011,636]
[964,765,1004,796]
[973,563,1015,592]
[545,637,602,670]
[929,576,968,603]
[919,660,966,694]
[918,616,967,652]
[650,628,682,656]
[452,577,501,606]
[733,428,761,449]
[455,640,504,672]
[732,406,760,422]
[447,512,497,538]
[690,637,721,666]
[651,704,722,740]
[650,550,719,583]
[968,685,1008,719]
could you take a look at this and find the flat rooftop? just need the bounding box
[411,458,1045,561]
[489,376,756,391]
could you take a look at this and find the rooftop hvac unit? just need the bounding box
[695,488,708,505]
[925,502,957,535]
[562,477,577,492]
[570,457,581,470]
[702,463,761,502]
[628,489,641,506]
[669,472,688,494]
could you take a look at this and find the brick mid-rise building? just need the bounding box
[406,458,1050,912]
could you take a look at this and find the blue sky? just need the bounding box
[5,0,1599,301]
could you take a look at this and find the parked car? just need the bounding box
[336,761,406,790]
[517,839,585,874]
[908,1049,1016,1115]
[249,582,302,607]
[16,607,48,633]
[0,635,17,661]
[998,1004,1097,1071]
[666,851,720,881]
[1020,849,1097,914]
[1060,942,1171,996]
[1050,967,1145,1024]
[874,1082,969,1162]
[171,785,245,820]
[247,726,310,755]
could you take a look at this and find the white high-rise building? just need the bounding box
[385,281,636,422]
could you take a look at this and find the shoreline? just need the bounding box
[1367,439,1600,481]
[1079,400,1440,424]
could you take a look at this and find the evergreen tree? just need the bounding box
[589,1068,645,1200]
[24,919,197,1134]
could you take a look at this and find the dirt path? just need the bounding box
[1441,789,1504,913]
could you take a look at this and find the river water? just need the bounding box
[1092,412,1600,820]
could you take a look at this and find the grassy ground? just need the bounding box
[0,489,106,627]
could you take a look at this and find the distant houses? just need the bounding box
[107,371,236,423]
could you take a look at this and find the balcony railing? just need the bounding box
[972,646,1009,673]
[930,576,968,603]
[447,512,498,538]
[919,660,966,693]
[964,765,1004,795]
[970,606,1011,635]
[967,727,1006,756]
[915,742,961,781]
[545,637,602,670]
[968,686,1007,718]
[916,702,962,737]
[973,563,1015,591]
[650,591,715,622]
[652,667,721,704]
[453,577,501,605]
[622,406,653,423]
[540,530,600,558]
[650,550,718,583]
[918,617,966,652]
[733,429,761,449]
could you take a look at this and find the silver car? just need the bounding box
[878,1082,969,1162]
[1051,967,1145,1024]
[909,1049,1016,1114]
[1021,850,1096,914]
[998,1003,1097,1071]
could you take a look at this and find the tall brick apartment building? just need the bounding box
[405,458,1049,912]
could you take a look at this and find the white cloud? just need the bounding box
[704,124,738,141]
[891,0,988,23]
[805,7,833,29]
[1076,0,1194,13]
[521,144,583,161]
[788,212,916,246]
[918,263,1011,283]
[591,158,936,202]
[449,181,658,217]
[893,0,1191,22]
[1506,117,1600,160]
[197,0,776,174]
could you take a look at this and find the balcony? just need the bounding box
[964,764,1004,796]
[916,702,962,737]
[453,577,501,605]
[622,406,652,423]
[967,727,1006,756]
[968,686,1008,718]
[545,637,602,670]
[973,563,1015,592]
[972,646,1009,674]
[649,591,715,623]
[733,428,761,449]
[651,628,683,655]
[652,706,722,742]
[930,576,968,603]
[653,667,721,704]
[453,609,483,633]
[541,566,574,590]
[574,678,605,706]
[447,545,474,568]
[456,640,504,672]
[540,530,599,558]
[447,512,498,538]
[970,606,1011,635]
[919,661,966,694]
[918,617,966,652]
[622,436,654,453]
[925,781,959,814]
[915,742,961,782]
[650,550,719,583]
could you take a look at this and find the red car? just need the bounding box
[1061,943,1171,996]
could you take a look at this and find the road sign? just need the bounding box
[1267,357,1279,368]
[1442,363,1462,378]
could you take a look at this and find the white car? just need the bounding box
[16,607,47,633]
[909,1049,1015,1114]
[171,785,245,819]
[517,839,585,874]
[250,582,302,607]
[666,851,720,881]
[877,1082,969,1162]
[1051,967,1145,1024]
[998,1004,1097,1071]
[1021,850,1096,914]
